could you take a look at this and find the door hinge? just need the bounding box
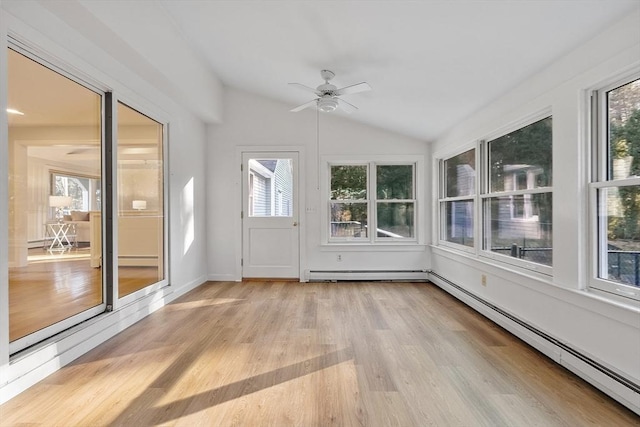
[241,211,243,219]
[241,163,243,171]
[241,258,243,266]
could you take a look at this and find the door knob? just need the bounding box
[293,222,298,226]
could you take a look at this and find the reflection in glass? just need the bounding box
[247,159,293,217]
[484,193,552,266]
[377,202,414,238]
[444,149,475,198]
[489,117,552,193]
[376,165,413,199]
[331,165,367,200]
[443,200,474,247]
[8,48,102,342]
[330,202,368,238]
[117,103,164,297]
[600,186,640,287]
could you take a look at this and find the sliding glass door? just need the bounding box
[7,47,105,351]
[6,46,168,353]
[116,103,165,298]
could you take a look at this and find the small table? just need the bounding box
[44,222,75,253]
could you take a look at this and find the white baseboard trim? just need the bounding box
[0,276,207,405]
[428,271,640,415]
[207,273,239,282]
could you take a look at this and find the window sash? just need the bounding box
[328,161,417,243]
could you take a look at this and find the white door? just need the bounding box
[242,152,299,279]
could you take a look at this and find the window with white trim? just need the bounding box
[483,116,553,268]
[437,115,553,272]
[329,162,416,243]
[439,148,476,248]
[591,74,640,301]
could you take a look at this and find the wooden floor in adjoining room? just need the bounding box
[1,281,637,426]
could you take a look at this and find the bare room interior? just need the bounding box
[0,1,639,425]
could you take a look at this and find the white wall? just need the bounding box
[431,11,640,410]
[0,1,214,403]
[207,88,430,281]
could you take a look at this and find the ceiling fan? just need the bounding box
[289,70,371,113]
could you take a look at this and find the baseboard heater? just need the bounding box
[307,269,428,282]
[428,270,640,399]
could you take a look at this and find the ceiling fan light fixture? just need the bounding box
[317,98,338,113]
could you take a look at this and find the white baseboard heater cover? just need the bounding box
[306,270,428,282]
[428,270,640,416]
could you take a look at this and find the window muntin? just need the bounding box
[439,148,476,248]
[483,116,553,269]
[328,162,416,242]
[592,76,640,300]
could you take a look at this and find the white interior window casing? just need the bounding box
[437,146,477,253]
[325,158,420,245]
[589,72,640,302]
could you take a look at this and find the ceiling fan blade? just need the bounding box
[290,99,318,112]
[288,83,321,95]
[335,82,371,96]
[338,98,358,114]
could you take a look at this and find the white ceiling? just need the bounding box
[156,0,639,141]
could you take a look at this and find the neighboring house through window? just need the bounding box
[437,114,553,273]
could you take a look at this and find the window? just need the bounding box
[51,171,101,217]
[483,116,553,268]
[591,75,640,301]
[329,162,416,242]
[439,148,475,248]
[437,115,553,272]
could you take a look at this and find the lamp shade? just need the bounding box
[132,200,147,210]
[49,195,72,208]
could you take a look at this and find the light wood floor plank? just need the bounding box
[1,281,638,426]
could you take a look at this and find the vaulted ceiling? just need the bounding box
[7,0,640,142]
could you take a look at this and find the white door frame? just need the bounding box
[235,146,306,282]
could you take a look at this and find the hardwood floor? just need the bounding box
[1,281,637,426]
[9,250,160,341]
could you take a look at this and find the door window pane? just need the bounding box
[489,117,552,192]
[8,48,103,343]
[117,103,164,297]
[444,149,475,197]
[247,159,293,217]
[484,193,552,266]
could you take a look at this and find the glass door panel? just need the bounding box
[7,48,104,350]
[116,103,165,297]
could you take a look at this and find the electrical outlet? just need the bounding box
[337,254,342,262]
[481,274,487,286]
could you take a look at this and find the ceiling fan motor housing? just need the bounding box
[317,83,337,95]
